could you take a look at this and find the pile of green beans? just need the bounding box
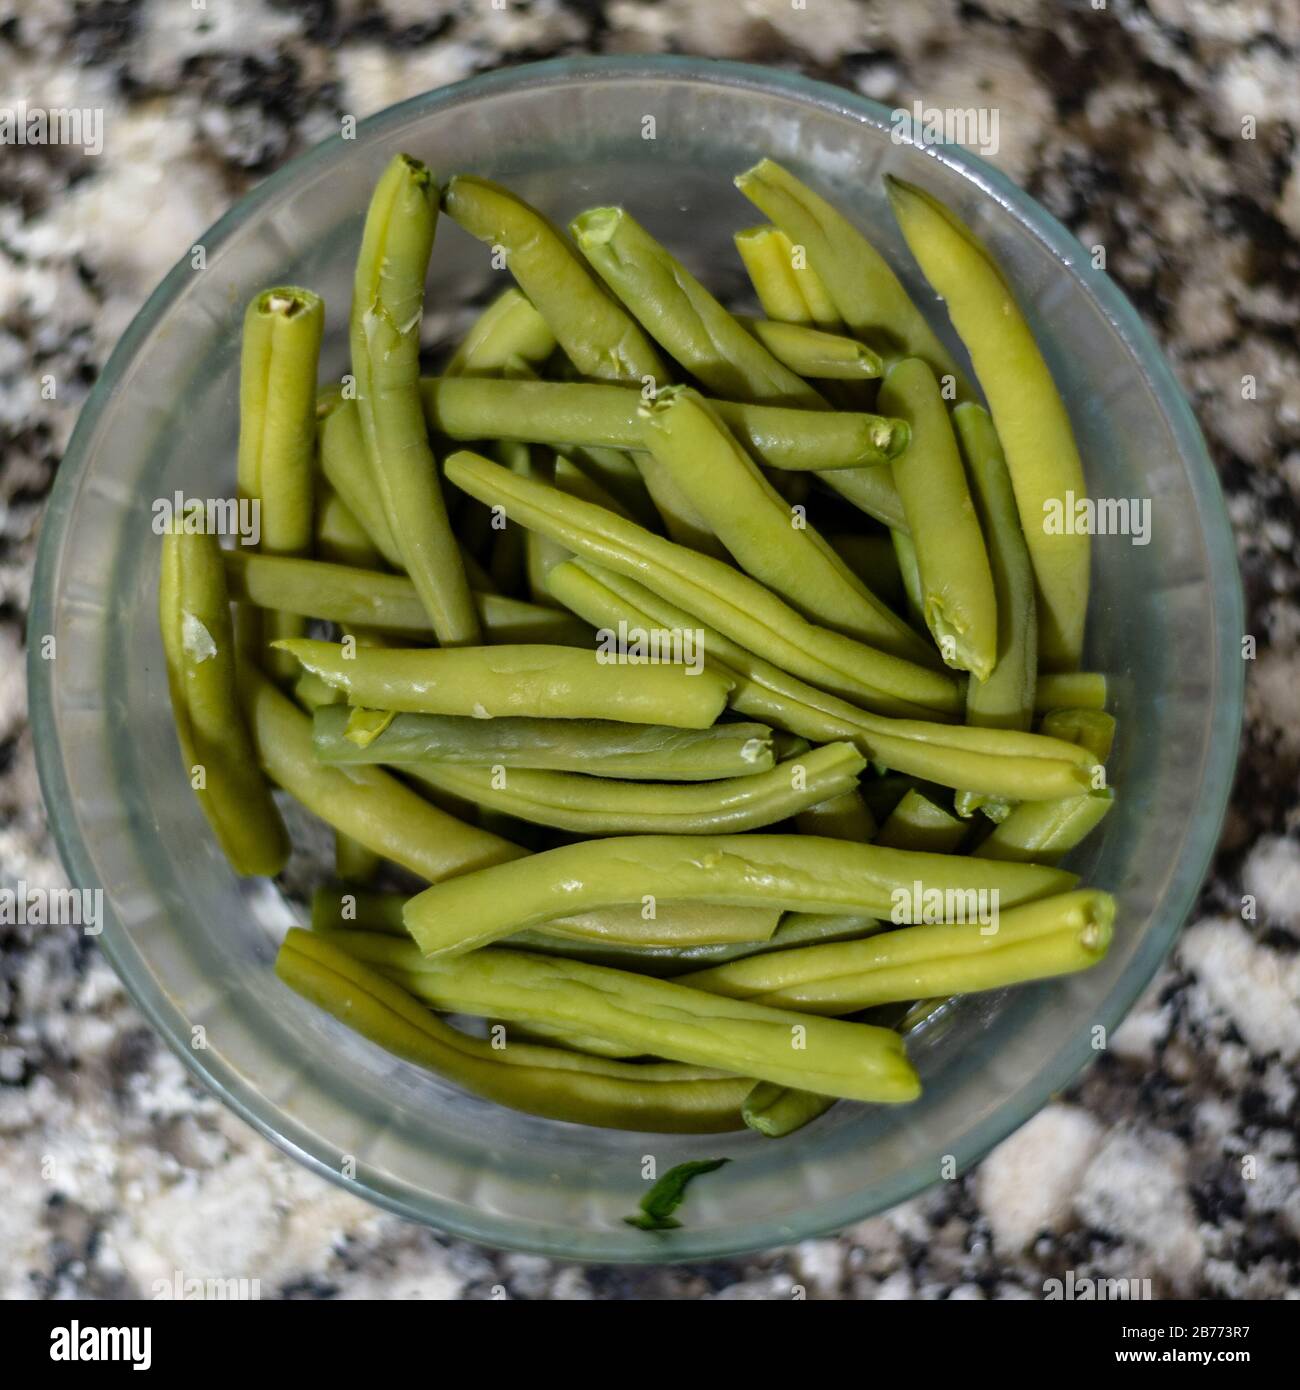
[159,155,1119,1150]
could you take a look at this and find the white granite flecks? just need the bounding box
[1,0,1297,1299]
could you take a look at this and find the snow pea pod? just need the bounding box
[405,742,866,836]
[401,832,1075,957]
[879,358,998,682]
[311,705,774,780]
[419,376,908,472]
[441,175,667,383]
[277,931,751,1133]
[547,559,1097,802]
[273,638,733,728]
[886,177,1090,670]
[332,934,921,1103]
[222,551,589,646]
[445,450,960,719]
[351,154,478,645]
[735,158,971,393]
[639,387,925,661]
[159,530,289,876]
[240,668,523,882]
[678,890,1115,1014]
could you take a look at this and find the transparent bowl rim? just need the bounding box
[29,54,1244,1264]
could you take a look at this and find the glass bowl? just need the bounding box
[29,56,1243,1262]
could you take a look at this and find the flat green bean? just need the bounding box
[441,175,667,383]
[446,450,960,718]
[735,158,970,392]
[312,705,775,779]
[402,832,1075,957]
[222,551,589,646]
[547,559,1098,801]
[406,742,866,835]
[159,530,289,875]
[879,358,997,681]
[274,638,732,728]
[886,177,1089,670]
[240,667,522,881]
[640,387,925,660]
[679,889,1114,1013]
[419,375,909,473]
[572,207,823,405]
[351,154,478,645]
[329,934,921,1103]
[278,931,751,1132]
[874,789,968,854]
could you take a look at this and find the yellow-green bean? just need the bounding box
[973,790,1114,865]
[874,789,969,854]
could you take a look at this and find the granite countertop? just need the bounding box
[2,0,1298,1300]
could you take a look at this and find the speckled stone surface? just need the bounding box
[2,0,1298,1300]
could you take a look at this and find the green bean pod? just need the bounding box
[159,530,289,875]
[827,534,906,609]
[237,285,325,678]
[678,889,1115,1014]
[312,704,775,779]
[736,317,882,379]
[240,667,522,881]
[443,287,557,378]
[794,788,878,842]
[886,177,1090,670]
[446,450,960,719]
[640,387,924,660]
[418,375,910,473]
[547,559,1099,801]
[734,224,844,330]
[1035,673,1107,711]
[742,1082,835,1138]
[406,742,866,835]
[735,158,971,392]
[314,888,878,975]
[441,175,667,383]
[401,832,1075,956]
[351,154,478,645]
[880,358,998,681]
[974,790,1114,864]
[572,206,825,406]
[875,789,969,854]
[278,931,751,1133]
[955,402,1038,728]
[316,486,384,570]
[273,638,731,728]
[222,551,589,646]
[1039,708,1116,765]
[324,933,921,1103]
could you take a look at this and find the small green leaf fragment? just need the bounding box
[623,1158,730,1233]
